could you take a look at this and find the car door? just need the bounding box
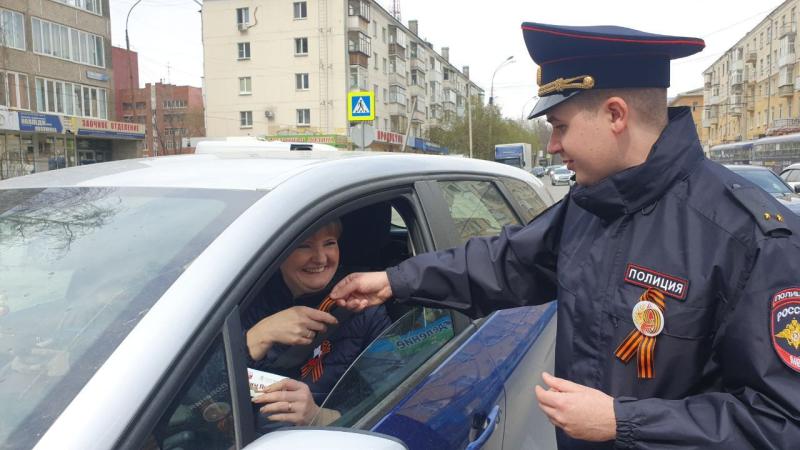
[360,177,553,450]
[411,176,557,449]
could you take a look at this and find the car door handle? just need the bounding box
[466,405,501,450]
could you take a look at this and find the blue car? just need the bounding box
[0,145,558,449]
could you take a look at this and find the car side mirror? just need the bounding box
[243,428,408,450]
[795,185,800,194]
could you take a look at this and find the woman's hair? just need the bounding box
[316,218,343,239]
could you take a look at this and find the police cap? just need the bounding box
[522,23,705,118]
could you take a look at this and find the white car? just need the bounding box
[549,167,574,186]
[0,149,559,450]
[779,163,800,192]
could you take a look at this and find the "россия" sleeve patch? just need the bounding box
[771,288,800,374]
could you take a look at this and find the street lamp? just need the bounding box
[489,56,515,106]
[520,95,539,122]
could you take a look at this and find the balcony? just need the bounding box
[744,66,756,84]
[347,15,369,33]
[410,57,427,72]
[780,22,797,38]
[730,94,743,115]
[348,32,371,68]
[703,73,712,88]
[410,108,425,123]
[779,51,796,67]
[779,85,794,96]
[745,51,757,64]
[702,108,718,128]
[729,70,743,86]
[388,72,406,86]
[409,82,426,97]
[731,59,744,72]
[385,102,407,116]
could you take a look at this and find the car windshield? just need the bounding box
[735,168,793,196]
[554,168,570,174]
[0,187,263,448]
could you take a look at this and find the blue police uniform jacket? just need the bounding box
[386,107,800,449]
[243,271,391,405]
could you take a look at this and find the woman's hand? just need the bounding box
[247,306,338,361]
[253,378,320,425]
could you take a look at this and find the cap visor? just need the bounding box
[527,92,580,118]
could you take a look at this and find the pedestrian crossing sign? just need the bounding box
[348,91,375,121]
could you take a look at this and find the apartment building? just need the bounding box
[702,0,800,148]
[113,47,205,155]
[118,82,206,155]
[0,0,144,180]
[668,88,707,145]
[201,0,482,151]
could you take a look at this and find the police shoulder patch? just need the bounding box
[771,288,800,373]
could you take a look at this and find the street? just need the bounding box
[540,177,571,202]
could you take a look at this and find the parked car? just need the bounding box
[549,167,574,186]
[531,166,546,177]
[544,164,562,176]
[779,163,800,192]
[725,164,800,215]
[0,148,558,450]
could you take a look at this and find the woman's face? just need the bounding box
[280,225,340,298]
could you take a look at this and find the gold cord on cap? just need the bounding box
[538,73,596,96]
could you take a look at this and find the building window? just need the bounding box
[0,9,25,50]
[297,108,310,126]
[0,71,30,110]
[35,76,107,119]
[294,37,308,55]
[236,7,249,26]
[295,73,309,90]
[382,27,386,43]
[373,52,378,70]
[163,99,187,109]
[240,111,253,128]
[239,76,252,95]
[382,57,387,74]
[293,2,307,19]
[237,42,251,59]
[51,0,102,15]
[31,17,105,67]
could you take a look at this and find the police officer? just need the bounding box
[331,22,800,449]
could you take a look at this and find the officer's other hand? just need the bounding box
[535,372,616,442]
[331,271,393,312]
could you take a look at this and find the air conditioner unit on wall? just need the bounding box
[264,110,274,119]
[238,22,249,32]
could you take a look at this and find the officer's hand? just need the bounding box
[246,306,338,361]
[331,272,393,312]
[535,372,616,442]
[253,378,319,426]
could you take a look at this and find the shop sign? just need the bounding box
[413,138,449,154]
[0,109,20,131]
[76,118,145,140]
[85,70,109,82]
[18,112,63,133]
[376,130,404,145]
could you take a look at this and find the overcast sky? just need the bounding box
[110,0,783,121]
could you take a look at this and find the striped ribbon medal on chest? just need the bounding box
[301,339,332,383]
[614,288,666,379]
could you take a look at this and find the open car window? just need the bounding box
[317,307,456,426]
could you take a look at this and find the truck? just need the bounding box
[494,143,533,170]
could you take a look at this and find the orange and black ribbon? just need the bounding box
[317,296,336,313]
[614,288,666,379]
[301,339,331,383]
